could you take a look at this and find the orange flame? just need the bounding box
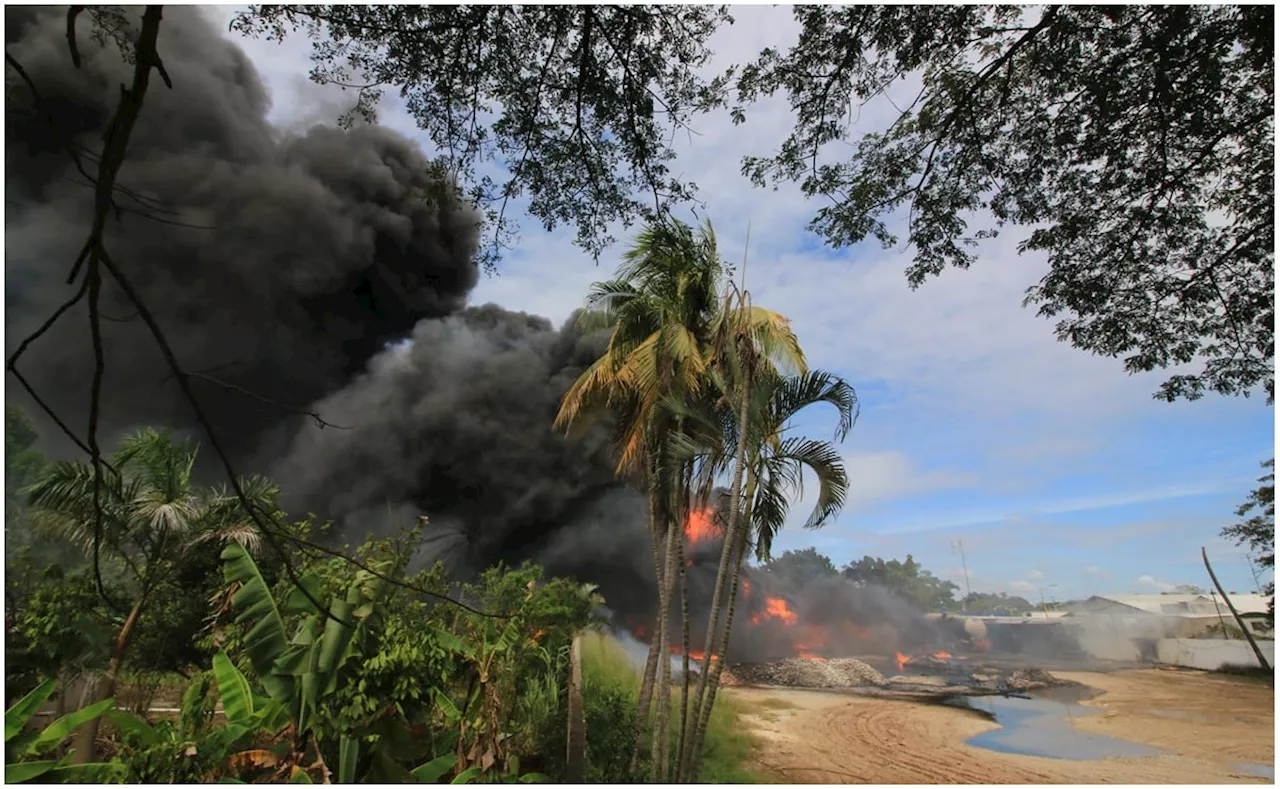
[671,647,717,663]
[684,508,717,545]
[933,651,952,661]
[798,652,827,662]
[896,652,911,672]
[741,579,752,598]
[751,596,799,626]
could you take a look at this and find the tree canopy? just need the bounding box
[232,5,733,268]
[1221,458,1275,613]
[733,4,1274,404]
[841,554,961,612]
[761,547,839,595]
[231,5,1274,405]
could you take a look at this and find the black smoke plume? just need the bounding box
[5,4,657,607]
[6,6,944,665]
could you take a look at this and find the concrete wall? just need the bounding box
[1155,638,1275,671]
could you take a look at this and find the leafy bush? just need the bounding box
[576,632,761,784]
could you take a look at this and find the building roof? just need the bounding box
[1070,593,1272,617]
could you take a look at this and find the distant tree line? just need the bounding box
[758,546,1040,614]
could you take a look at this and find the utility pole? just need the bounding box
[1246,554,1265,596]
[952,540,973,611]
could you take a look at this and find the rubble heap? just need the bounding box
[722,658,887,689]
[1006,667,1066,691]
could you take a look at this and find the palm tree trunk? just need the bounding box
[650,526,676,782]
[71,588,148,763]
[680,355,754,776]
[684,469,755,777]
[629,482,667,777]
[674,522,691,779]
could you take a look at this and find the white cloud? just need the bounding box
[1083,565,1109,579]
[841,450,976,512]
[1135,575,1177,593]
[1026,569,1045,583]
[1008,580,1038,593]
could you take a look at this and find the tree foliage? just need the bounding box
[232,5,733,267]
[734,5,1274,403]
[1222,458,1275,613]
[841,554,960,612]
[761,548,838,595]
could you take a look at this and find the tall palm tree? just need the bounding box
[676,367,855,779]
[556,219,811,782]
[24,427,276,761]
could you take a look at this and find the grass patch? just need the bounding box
[578,632,763,784]
[1212,662,1275,685]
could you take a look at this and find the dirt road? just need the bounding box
[726,669,1273,784]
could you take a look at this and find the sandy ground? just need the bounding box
[725,669,1274,784]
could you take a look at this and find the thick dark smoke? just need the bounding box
[6,6,940,665]
[6,6,480,460]
[4,5,655,590]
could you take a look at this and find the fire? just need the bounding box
[741,579,751,598]
[684,508,717,545]
[895,652,911,672]
[671,647,717,663]
[751,596,798,626]
[798,652,827,662]
[933,651,952,661]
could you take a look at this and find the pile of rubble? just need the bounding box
[721,657,887,689]
[1006,667,1066,691]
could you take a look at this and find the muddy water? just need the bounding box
[954,687,1163,761]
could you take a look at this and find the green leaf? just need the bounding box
[5,760,55,784]
[28,697,115,756]
[212,651,256,727]
[451,766,483,784]
[289,766,313,784]
[433,691,461,725]
[317,598,356,676]
[103,708,160,747]
[282,574,325,614]
[222,542,296,705]
[411,754,458,784]
[517,773,549,783]
[430,627,474,659]
[338,735,359,785]
[45,760,129,783]
[5,679,55,743]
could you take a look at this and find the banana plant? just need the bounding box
[220,542,381,782]
[4,678,123,784]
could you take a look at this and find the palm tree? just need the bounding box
[23,427,276,761]
[676,367,855,779]
[556,219,812,782]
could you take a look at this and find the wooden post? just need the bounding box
[566,632,586,783]
[1201,548,1272,673]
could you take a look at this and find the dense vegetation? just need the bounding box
[4,406,771,783]
[5,215,853,783]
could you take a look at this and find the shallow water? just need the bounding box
[1233,762,1275,780]
[956,688,1163,761]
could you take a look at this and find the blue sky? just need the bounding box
[224,6,1274,602]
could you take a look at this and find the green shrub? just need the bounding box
[577,632,761,784]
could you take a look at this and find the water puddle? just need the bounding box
[953,687,1162,761]
[1233,762,1274,781]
